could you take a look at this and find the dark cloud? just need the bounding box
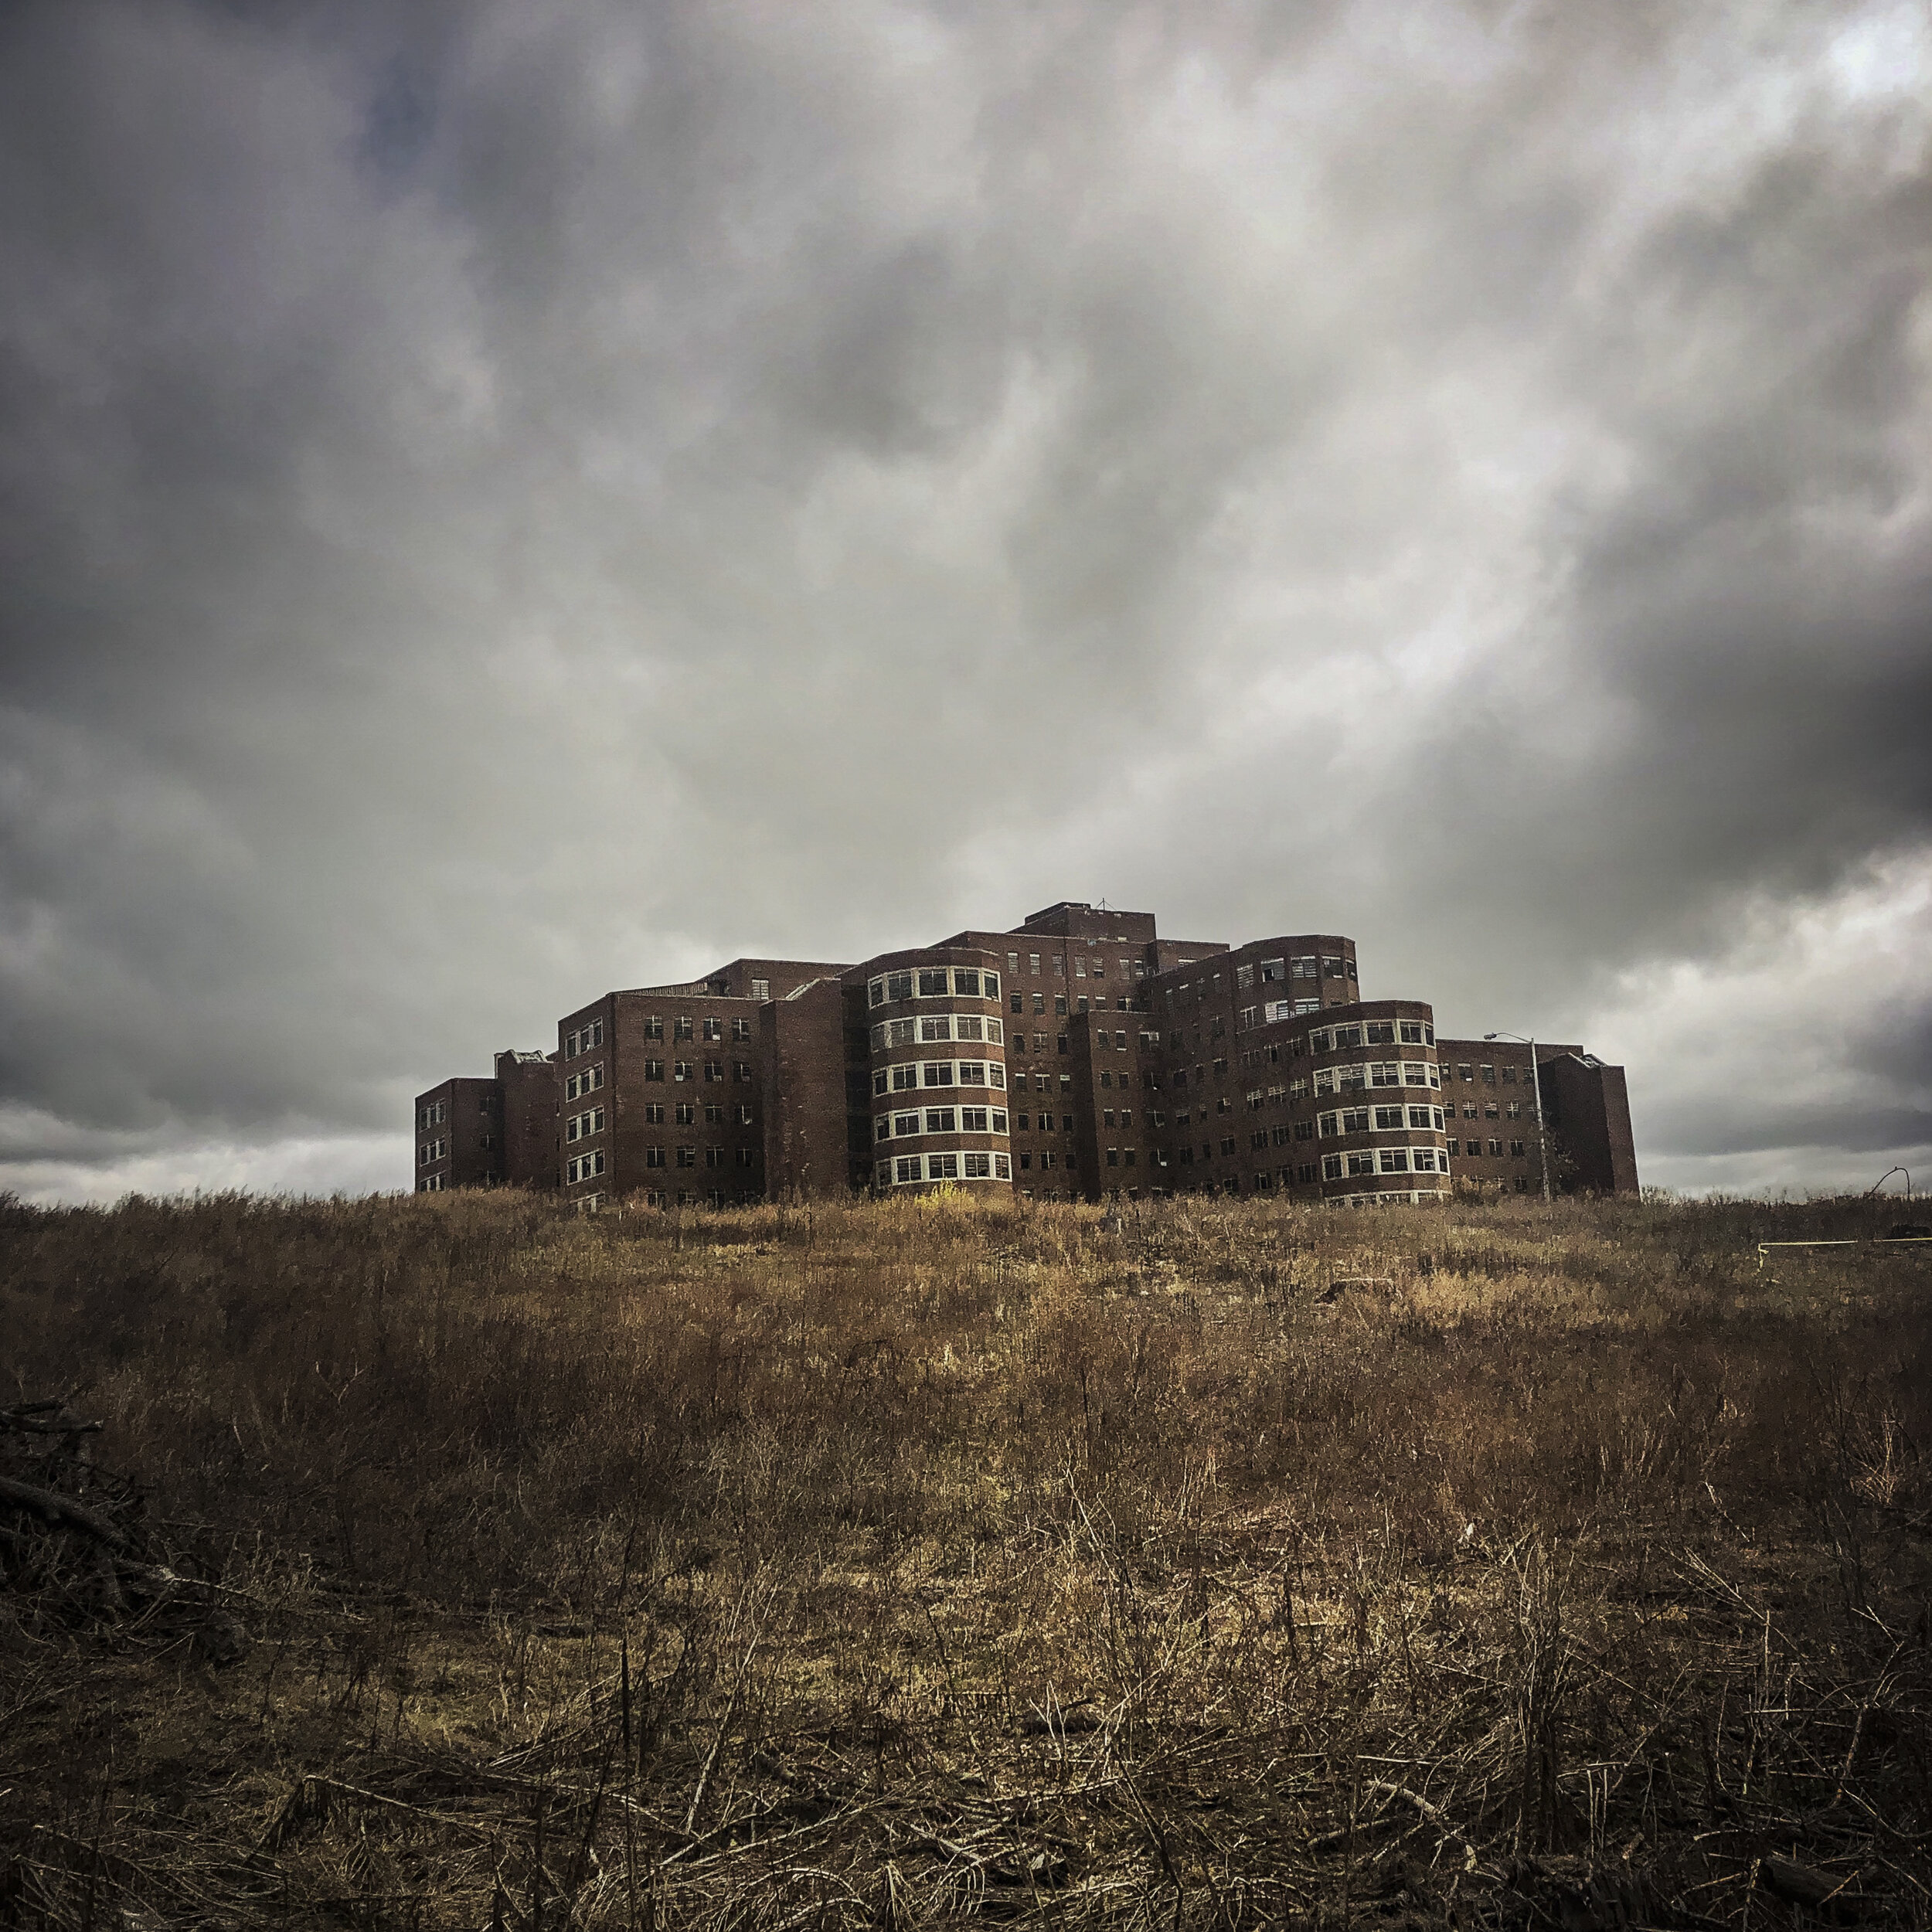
[0,0,1927,1197]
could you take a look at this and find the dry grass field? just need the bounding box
[2,1188,1930,1929]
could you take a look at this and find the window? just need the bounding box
[1219,1136,1237,1157]
[1488,1138,1502,1157]
[964,1152,993,1178]
[1342,1107,1370,1134]
[991,1109,1008,1133]
[1406,1106,1432,1130]
[675,1016,693,1041]
[892,1064,919,1092]
[673,1060,692,1083]
[1367,1022,1395,1045]
[1379,1148,1409,1173]
[869,978,886,1008]
[957,968,984,996]
[924,1107,957,1133]
[955,1015,984,1041]
[1346,1151,1376,1175]
[1073,957,1085,978]
[1510,1140,1526,1159]
[734,1060,753,1083]
[1464,1103,1478,1118]
[700,1017,721,1042]
[995,1154,1011,1179]
[1294,1119,1313,1141]
[923,1063,955,1088]
[1322,1154,1343,1180]
[929,1153,959,1180]
[1413,1150,1439,1173]
[705,1147,725,1168]
[957,1061,987,1085]
[1053,956,1064,976]
[1507,1100,1522,1119]
[1458,1063,1473,1081]
[1502,1065,1517,1083]
[1447,1138,1459,1155]
[895,1155,921,1183]
[892,1111,920,1137]
[732,1016,752,1042]
[736,1104,753,1125]
[1011,992,1024,1013]
[1400,1021,1424,1045]
[1008,952,1020,973]
[1374,1105,1404,1131]
[920,1015,952,1043]
[645,1059,665,1083]
[672,1102,693,1125]
[675,1146,696,1168]
[919,968,948,997]
[1485,1101,1499,1119]
[1403,1062,1437,1087]
[1370,1062,1400,1087]
[887,971,913,1002]
[1481,1063,1496,1083]
[646,1147,665,1168]
[1322,956,1345,977]
[750,978,770,1002]
[705,1102,723,1124]
[704,1060,723,1082]
[987,1019,1003,1044]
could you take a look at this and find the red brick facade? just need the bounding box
[416,901,1638,1205]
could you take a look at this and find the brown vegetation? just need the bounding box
[2,1188,1930,1928]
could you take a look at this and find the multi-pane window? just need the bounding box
[646,1147,666,1168]
[673,1060,692,1082]
[704,1060,723,1082]
[645,1059,665,1082]
[675,1016,694,1041]
[732,1016,752,1041]
[750,978,770,1001]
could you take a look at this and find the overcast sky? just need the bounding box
[2,0,1927,1204]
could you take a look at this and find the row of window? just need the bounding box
[566,1149,607,1184]
[1309,1020,1434,1053]
[1318,1105,1447,1138]
[874,1106,1009,1141]
[563,1019,605,1059]
[642,1146,759,1170]
[1321,1147,1451,1179]
[869,1060,1009,1095]
[1312,1062,1440,1094]
[417,1138,446,1166]
[1451,1138,1529,1160]
[645,1101,753,1126]
[416,1101,447,1128]
[1456,1100,1524,1119]
[643,1059,753,1083]
[878,1151,1012,1184]
[1002,951,1148,981]
[1237,999,1325,1028]
[870,1014,1005,1049]
[1013,1111,1077,1133]
[1234,955,1351,988]
[417,1173,447,1192]
[867,968,1001,1007]
[642,1015,754,1043]
[566,1107,604,1142]
[1454,1063,1529,1084]
[565,1063,606,1100]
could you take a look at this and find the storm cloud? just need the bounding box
[2,0,1927,1200]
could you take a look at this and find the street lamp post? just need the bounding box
[1485,1030,1551,1204]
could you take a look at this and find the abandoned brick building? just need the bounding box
[413,901,1638,1209]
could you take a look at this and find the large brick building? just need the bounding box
[413,901,1638,1208]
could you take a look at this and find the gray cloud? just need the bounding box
[1,0,1927,1198]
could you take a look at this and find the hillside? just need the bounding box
[3,1190,1929,1928]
